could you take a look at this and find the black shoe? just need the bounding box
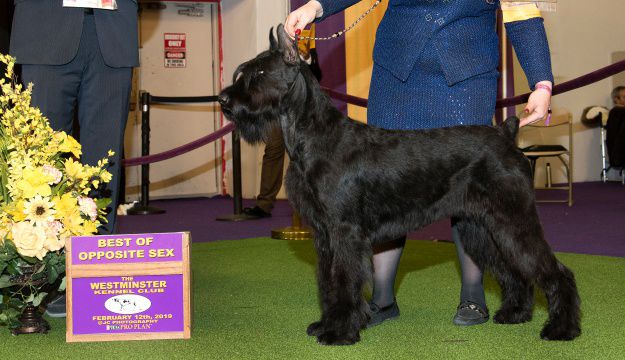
[44,294,67,318]
[243,206,272,218]
[367,301,400,328]
[453,301,489,326]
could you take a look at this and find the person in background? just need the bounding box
[286,0,552,327]
[10,0,139,317]
[606,86,625,169]
[244,26,322,218]
[612,86,625,107]
[0,0,12,73]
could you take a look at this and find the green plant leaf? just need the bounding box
[6,262,19,275]
[47,266,59,284]
[0,274,12,288]
[25,293,34,304]
[32,292,48,307]
[58,276,66,291]
[35,262,46,274]
[95,197,112,209]
[22,255,39,265]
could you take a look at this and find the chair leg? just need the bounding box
[557,155,573,207]
[528,158,537,182]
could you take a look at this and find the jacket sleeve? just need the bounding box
[316,0,362,22]
[502,3,554,89]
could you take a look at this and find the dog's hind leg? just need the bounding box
[312,225,371,345]
[486,213,581,340]
[455,219,533,324]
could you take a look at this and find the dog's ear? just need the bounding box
[269,27,278,51]
[276,24,300,65]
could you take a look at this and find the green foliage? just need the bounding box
[0,240,66,330]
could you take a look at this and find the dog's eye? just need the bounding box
[257,70,265,76]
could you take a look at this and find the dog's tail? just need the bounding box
[500,116,520,141]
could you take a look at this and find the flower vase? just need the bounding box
[8,264,51,335]
[10,304,50,335]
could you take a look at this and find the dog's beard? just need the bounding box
[229,108,280,145]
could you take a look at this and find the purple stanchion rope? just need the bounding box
[122,122,235,167]
[496,59,625,109]
[121,60,625,167]
[323,59,625,110]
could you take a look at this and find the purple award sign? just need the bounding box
[67,232,191,342]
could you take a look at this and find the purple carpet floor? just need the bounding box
[117,182,625,258]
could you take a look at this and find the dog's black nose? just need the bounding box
[218,93,229,107]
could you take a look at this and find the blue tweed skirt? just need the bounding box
[367,47,499,131]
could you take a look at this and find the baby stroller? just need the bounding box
[582,106,625,184]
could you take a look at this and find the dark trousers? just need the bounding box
[256,125,286,212]
[22,14,132,234]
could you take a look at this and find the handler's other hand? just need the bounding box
[285,1,323,39]
[520,81,552,127]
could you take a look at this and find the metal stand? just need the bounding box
[128,92,165,215]
[271,211,313,240]
[217,129,256,221]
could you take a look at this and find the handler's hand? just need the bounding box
[520,81,552,127]
[285,1,323,39]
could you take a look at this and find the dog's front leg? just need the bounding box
[312,231,370,345]
[307,242,332,338]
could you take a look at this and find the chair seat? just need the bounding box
[521,144,568,153]
[522,144,568,157]
[517,109,573,206]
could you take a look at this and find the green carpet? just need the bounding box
[1,238,624,359]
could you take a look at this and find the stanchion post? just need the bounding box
[216,128,254,221]
[232,129,243,215]
[127,91,165,215]
[271,211,313,240]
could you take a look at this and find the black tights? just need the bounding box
[371,222,486,310]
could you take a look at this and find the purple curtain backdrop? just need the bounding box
[291,0,347,112]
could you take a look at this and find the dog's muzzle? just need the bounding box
[218,93,233,117]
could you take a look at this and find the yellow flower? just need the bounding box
[16,167,53,198]
[62,213,84,235]
[100,170,113,183]
[5,201,27,222]
[55,132,82,157]
[64,158,85,180]
[53,193,79,220]
[11,221,48,260]
[81,220,98,235]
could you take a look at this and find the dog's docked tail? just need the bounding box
[500,116,520,141]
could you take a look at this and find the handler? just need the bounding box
[286,0,553,326]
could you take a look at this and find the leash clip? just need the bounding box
[294,28,301,43]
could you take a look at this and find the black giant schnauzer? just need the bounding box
[219,25,581,345]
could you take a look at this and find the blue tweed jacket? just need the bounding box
[10,0,138,67]
[317,0,553,88]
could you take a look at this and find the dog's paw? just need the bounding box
[316,330,360,346]
[493,307,532,324]
[540,321,581,341]
[306,321,324,336]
